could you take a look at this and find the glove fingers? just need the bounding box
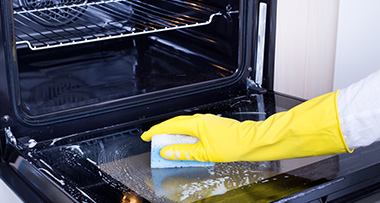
[160,143,208,162]
[141,115,201,141]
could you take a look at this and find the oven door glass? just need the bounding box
[23,93,339,203]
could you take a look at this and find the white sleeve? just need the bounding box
[337,68,380,149]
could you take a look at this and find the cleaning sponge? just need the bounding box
[150,134,214,168]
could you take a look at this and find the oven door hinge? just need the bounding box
[1,127,20,162]
[247,77,267,93]
[4,127,17,147]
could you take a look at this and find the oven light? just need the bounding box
[121,192,143,203]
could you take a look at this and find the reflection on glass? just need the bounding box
[99,152,279,202]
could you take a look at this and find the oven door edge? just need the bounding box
[0,144,78,203]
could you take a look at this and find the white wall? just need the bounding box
[333,0,380,90]
[274,0,340,99]
[275,0,380,98]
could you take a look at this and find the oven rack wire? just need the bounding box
[14,0,237,51]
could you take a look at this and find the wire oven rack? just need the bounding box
[14,0,235,51]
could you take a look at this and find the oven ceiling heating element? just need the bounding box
[14,0,237,50]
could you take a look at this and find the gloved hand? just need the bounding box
[141,91,353,162]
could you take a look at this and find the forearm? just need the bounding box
[338,69,380,148]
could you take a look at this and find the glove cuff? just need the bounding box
[334,90,354,153]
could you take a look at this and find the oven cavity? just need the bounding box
[14,0,241,117]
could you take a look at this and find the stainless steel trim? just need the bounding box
[256,94,266,121]
[254,2,267,87]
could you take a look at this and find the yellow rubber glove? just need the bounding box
[141,91,353,162]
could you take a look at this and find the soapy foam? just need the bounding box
[151,134,214,168]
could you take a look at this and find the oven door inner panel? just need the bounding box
[23,93,336,203]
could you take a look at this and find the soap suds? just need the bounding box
[66,145,84,155]
[50,137,63,146]
[151,134,214,168]
[175,150,181,160]
[163,149,173,158]
[86,158,97,165]
[184,152,191,160]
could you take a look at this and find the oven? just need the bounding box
[1,0,380,202]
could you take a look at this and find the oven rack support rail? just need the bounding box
[13,0,238,51]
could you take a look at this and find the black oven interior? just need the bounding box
[13,0,240,117]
